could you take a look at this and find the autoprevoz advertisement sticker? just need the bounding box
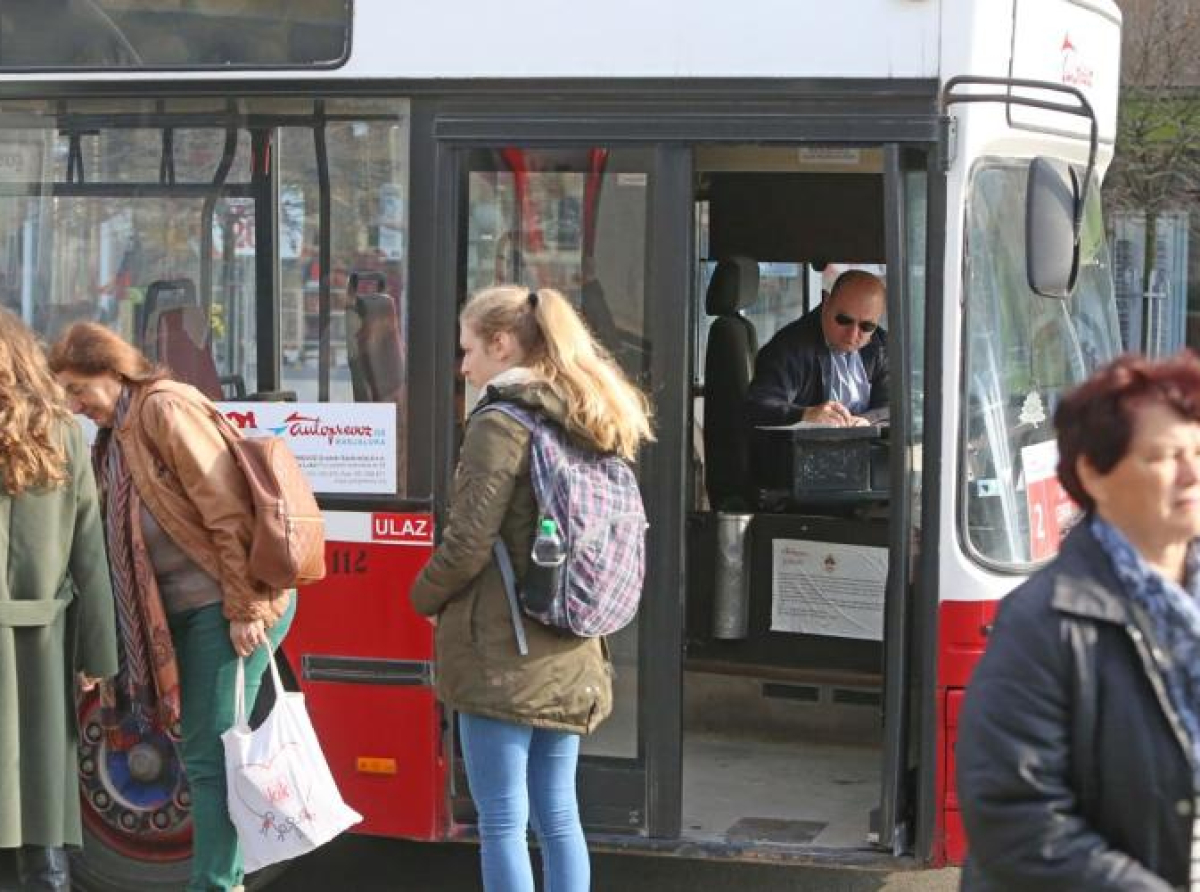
[218,402,397,495]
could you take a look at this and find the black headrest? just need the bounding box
[705,257,759,316]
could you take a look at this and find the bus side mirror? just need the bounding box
[1026,156,1079,299]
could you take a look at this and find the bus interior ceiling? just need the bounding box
[683,146,890,850]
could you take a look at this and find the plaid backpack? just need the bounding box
[481,401,647,650]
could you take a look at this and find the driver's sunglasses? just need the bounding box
[834,312,879,334]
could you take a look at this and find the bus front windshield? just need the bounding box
[961,160,1121,569]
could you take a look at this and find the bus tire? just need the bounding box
[71,826,190,891]
[70,831,289,891]
[72,654,299,892]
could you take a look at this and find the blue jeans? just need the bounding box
[458,713,589,892]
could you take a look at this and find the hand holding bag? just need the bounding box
[221,649,361,872]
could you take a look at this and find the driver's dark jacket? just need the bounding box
[744,309,888,427]
[743,309,887,489]
[957,522,1194,891]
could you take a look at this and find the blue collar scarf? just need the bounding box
[1091,515,1200,779]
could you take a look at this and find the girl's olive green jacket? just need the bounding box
[410,381,612,734]
[0,418,118,849]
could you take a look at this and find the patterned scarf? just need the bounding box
[95,387,181,739]
[1091,516,1200,779]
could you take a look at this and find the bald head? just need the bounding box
[820,270,885,353]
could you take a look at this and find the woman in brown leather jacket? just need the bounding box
[48,323,293,892]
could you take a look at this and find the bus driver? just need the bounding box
[744,269,888,490]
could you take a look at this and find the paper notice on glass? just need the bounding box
[770,539,888,639]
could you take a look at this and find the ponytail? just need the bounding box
[460,285,653,459]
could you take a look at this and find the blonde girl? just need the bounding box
[460,285,652,456]
[412,285,651,892]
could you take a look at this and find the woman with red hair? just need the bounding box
[958,352,1200,890]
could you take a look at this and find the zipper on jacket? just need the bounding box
[1124,622,1198,781]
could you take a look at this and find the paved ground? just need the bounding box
[275,833,960,892]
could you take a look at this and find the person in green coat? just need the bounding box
[0,309,117,892]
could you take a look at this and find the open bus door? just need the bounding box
[443,143,678,834]
[435,110,938,859]
[682,143,931,860]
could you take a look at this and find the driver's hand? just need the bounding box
[802,401,853,426]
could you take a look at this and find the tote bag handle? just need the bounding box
[232,645,286,728]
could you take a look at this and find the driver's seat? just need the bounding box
[702,257,759,510]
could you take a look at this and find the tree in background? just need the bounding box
[1107,0,1200,213]
[1107,0,1200,346]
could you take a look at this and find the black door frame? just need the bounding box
[878,143,938,854]
[426,132,691,837]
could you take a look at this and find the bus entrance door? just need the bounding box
[447,144,672,836]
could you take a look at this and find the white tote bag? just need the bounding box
[221,649,362,873]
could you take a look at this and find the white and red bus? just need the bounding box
[0,0,1122,887]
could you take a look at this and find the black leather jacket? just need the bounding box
[957,523,1195,891]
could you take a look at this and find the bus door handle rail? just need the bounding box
[938,74,1097,241]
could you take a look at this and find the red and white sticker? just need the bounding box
[323,511,433,547]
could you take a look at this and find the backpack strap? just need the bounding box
[477,398,538,655]
[491,540,529,657]
[473,398,537,431]
[477,401,564,504]
[133,382,223,485]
